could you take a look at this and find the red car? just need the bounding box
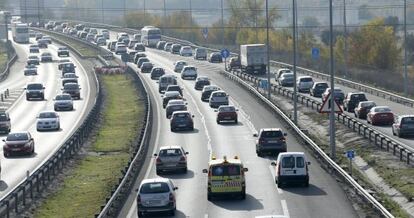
[215,105,238,124]
[367,106,394,125]
[3,131,35,157]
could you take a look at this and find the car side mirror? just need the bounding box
[202,169,208,173]
[214,109,218,112]
[307,161,311,165]
[253,133,258,137]
[43,87,45,89]
[24,88,27,90]
[2,139,5,142]
[153,153,158,157]
[270,162,276,166]
[185,152,189,155]
[236,109,239,111]
[243,168,248,172]
[135,188,139,192]
[173,187,178,190]
[283,133,287,136]
[192,115,195,118]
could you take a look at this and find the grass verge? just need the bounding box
[0,42,8,72]
[34,74,145,217]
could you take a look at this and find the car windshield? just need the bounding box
[27,84,43,90]
[56,95,71,100]
[219,106,235,112]
[261,130,283,138]
[360,102,376,108]
[39,112,57,118]
[211,165,241,176]
[65,84,79,89]
[282,73,294,78]
[159,149,182,157]
[7,133,28,141]
[0,113,8,121]
[184,67,196,71]
[174,113,190,118]
[374,107,391,113]
[140,182,170,194]
[316,83,328,88]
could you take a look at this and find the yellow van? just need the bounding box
[202,156,248,200]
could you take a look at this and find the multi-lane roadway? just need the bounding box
[0,33,96,200]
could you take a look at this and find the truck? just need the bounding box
[240,44,267,75]
[11,22,29,43]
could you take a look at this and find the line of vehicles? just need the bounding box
[41,23,315,217]
[2,30,82,158]
[274,68,414,138]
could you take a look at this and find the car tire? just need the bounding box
[183,167,187,174]
[256,150,262,157]
[235,118,238,123]
[277,180,282,188]
[4,151,9,158]
[216,119,220,124]
[137,211,143,217]
[170,127,175,132]
[156,168,161,175]
[207,192,212,201]
[392,127,396,136]
[169,209,175,216]
[304,180,309,187]
[398,131,402,138]
[26,96,30,101]
[241,192,246,200]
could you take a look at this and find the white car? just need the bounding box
[271,152,310,188]
[115,44,127,54]
[296,76,314,93]
[209,90,229,108]
[173,61,187,72]
[180,46,193,56]
[101,29,110,39]
[36,111,60,131]
[54,94,74,111]
[137,178,178,216]
[180,66,197,80]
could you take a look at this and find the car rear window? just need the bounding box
[401,117,414,124]
[282,156,295,168]
[300,77,313,82]
[65,84,79,89]
[211,165,240,176]
[39,112,57,118]
[361,102,376,108]
[374,107,391,113]
[7,133,28,141]
[185,67,196,71]
[261,130,283,138]
[296,157,305,168]
[0,113,8,121]
[159,149,182,157]
[56,95,71,100]
[213,92,226,97]
[175,113,189,118]
[219,106,235,112]
[316,83,328,88]
[140,182,170,194]
[351,94,366,100]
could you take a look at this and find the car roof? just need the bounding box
[298,76,312,79]
[212,90,226,94]
[278,152,306,158]
[27,82,43,86]
[164,91,180,96]
[8,131,30,135]
[209,156,242,166]
[141,178,170,184]
[172,110,190,115]
[168,99,185,105]
[159,145,182,150]
[260,128,282,132]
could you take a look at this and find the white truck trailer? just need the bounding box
[240,44,267,75]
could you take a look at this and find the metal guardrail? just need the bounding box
[0,35,103,218]
[231,70,414,167]
[219,70,394,218]
[0,41,18,82]
[97,66,152,218]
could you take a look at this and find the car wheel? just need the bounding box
[216,119,220,124]
[183,167,187,174]
[137,211,144,217]
[241,192,246,200]
[4,151,9,158]
[26,96,30,101]
[169,209,175,216]
[170,127,175,132]
[392,127,396,135]
[235,118,238,123]
[277,180,282,188]
[31,146,35,155]
[256,150,262,157]
[304,180,309,187]
[397,131,402,138]
[207,192,212,201]
[156,168,161,175]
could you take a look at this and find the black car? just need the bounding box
[57,47,70,57]
[40,52,53,62]
[157,41,166,50]
[127,50,138,62]
[137,57,150,68]
[134,53,147,64]
[254,128,287,156]
[310,82,329,97]
[150,67,165,80]
[170,111,194,132]
[134,43,146,52]
[343,92,368,112]
[166,101,187,119]
[62,65,76,76]
[226,57,240,71]
[171,44,182,54]
[140,62,153,73]
[194,77,210,90]
[208,53,223,63]
[25,83,45,100]
[162,91,183,108]
[201,86,220,102]
[27,56,40,65]
[37,39,48,48]
[62,83,81,99]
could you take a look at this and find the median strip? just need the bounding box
[33,74,145,217]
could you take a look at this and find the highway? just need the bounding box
[0,34,96,199]
[101,31,359,218]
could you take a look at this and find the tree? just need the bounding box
[384,16,399,33]
[348,18,401,70]
[302,16,320,28]
[320,29,343,46]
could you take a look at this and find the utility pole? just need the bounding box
[404,0,408,96]
[37,0,41,25]
[343,0,349,79]
[163,0,166,34]
[189,0,193,42]
[292,0,298,124]
[329,0,336,161]
[255,0,258,42]
[221,0,224,47]
[143,0,146,26]
[101,0,104,24]
[266,0,271,99]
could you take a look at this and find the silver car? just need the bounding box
[173,61,187,73]
[36,111,60,131]
[154,145,188,174]
[137,178,178,216]
[54,94,74,111]
[209,90,229,108]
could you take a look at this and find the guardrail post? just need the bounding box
[407,152,412,165]
[393,144,397,155]
[14,193,18,213]
[387,140,391,152]
[6,89,9,97]
[22,187,25,206]
[400,148,405,161]
[1,94,3,102]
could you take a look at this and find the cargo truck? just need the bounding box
[240,44,267,75]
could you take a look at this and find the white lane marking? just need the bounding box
[281,200,290,218]
[255,215,287,218]
[268,165,283,194]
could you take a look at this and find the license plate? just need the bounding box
[178,124,186,127]
[224,117,232,119]
[381,114,388,117]
[254,66,261,69]
[147,200,161,205]
[268,140,278,143]
[12,148,20,151]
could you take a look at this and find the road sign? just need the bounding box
[259,79,269,89]
[202,27,208,39]
[346,150,355,159]
[311,47,320,59]
[221,48,230,59]
[319,92,343,113]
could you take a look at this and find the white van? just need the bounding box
[296,76,314,93]
[159,75,178,93]
[271,152,310,188]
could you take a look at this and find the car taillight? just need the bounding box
[259,139,266,144]
[281,137,286,142]
[156,157,162,164]
[179,156,186,162]
[137,194,141,205]
[169,193,175,202]
[277,164,281,176]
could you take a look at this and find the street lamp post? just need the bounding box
[101,0,104,24]
[266,0,271,99]
[329,0,336,160]
[343,0,349,79]
[221,0,224,47]
[292,0,298,124]
[404,0,408,96]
